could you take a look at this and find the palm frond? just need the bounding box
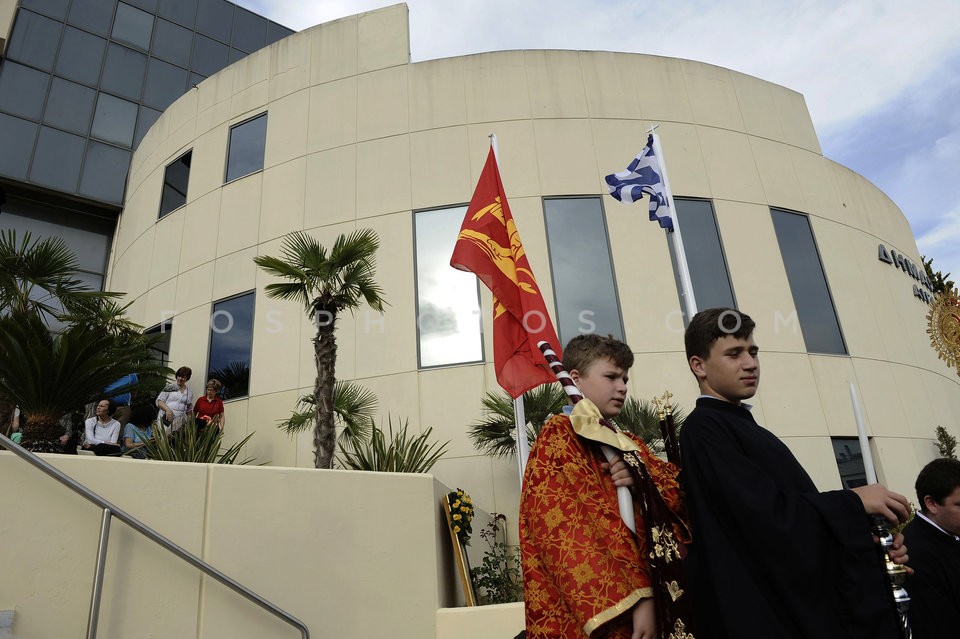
[132,415,257,464]
[614,397,686,457]
[277,381,378,441]
[337,415,448,473]
[468,384,568,458]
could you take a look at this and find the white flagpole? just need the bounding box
[489,133,531,483]
[649,128,698,319]
[849,381,878,484]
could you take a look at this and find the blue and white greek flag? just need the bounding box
[604,134,673,231]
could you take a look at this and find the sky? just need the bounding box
[235,0,960,287]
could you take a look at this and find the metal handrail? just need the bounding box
[0,433,309,639]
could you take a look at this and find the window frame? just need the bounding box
[158,149,192,219]
[224,112,267,184]
[205,290,256,401]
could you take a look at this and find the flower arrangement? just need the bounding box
[447,488,474,544]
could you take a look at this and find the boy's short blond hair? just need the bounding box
[562,333,633,374]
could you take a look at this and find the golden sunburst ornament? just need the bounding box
[927,287,960,374]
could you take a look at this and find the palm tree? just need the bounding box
[278,380,378,452]
[0,314,169,452]
[253,230,386,468]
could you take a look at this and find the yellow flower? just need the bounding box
[453,525,461,533]
[452,500,461,508]
[453,514,461,521]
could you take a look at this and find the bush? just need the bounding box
[128,415,256,464]
[470,513,523,605]
[337,415,448,473]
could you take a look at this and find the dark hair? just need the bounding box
[98,398,117,415]
[130,404,157,427]
[916,457,960,513]
[685,308,756,361]
[562,334,633,374]
[175,366,192,380]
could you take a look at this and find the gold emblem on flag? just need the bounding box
[927,287,960,375]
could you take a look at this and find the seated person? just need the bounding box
[194,378,225,430]
[122,404,157,458]
[82,399,122,456]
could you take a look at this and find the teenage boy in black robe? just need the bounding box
[679,307,911,639]
[902,457,960,639]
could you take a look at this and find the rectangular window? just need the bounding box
[771,209,847,354]
[145,320,173,367]
[159,150,192,218]
[414,206,483,368]
[831,437,868,488]
[207,291,255,399]
[668,199,736,316]
[225,112,267,183]
[543,197,624,347]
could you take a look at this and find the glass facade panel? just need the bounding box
[0,62,49,120]
[225,113,267,182]
[266,21,287,46]
[544,197,624,346]
[414,207,484,368]
[100,44,147,101]
[79,142,131,203]
[126,0,159,11]
[29,127,85,192]
[197,0,233,43]
[159,151,192,217]
[207,292,255,399]
[67,0,115,36]
[142,58,188,110]
[667,199,736,316]
[21,0,70,20]
[43,77,96,135]
[771,209,847,354]
[135,106,162,147]
[0,115,38,180]
[7,10,62,72]
[91,93,138,147]
[832,437,869,489]
[152,18,193,67]
[112,2,155,51]
[231,7,265,52]
[55,27,107,86]
[191,34,229,77]
[0,204,111,275]
[157,0,197,28]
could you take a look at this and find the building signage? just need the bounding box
[878,244,934,303]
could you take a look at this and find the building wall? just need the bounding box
[110,4,960,531]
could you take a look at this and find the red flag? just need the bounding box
[451,146,561,398]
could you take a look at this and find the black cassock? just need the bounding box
[901,515,960,639]
[679,397,899,639]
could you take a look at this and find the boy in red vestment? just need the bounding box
[519,334,689,639]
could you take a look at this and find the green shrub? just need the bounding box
[337,415,447,473]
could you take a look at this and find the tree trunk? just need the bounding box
[313,313,338,469]
[19,413,67,453]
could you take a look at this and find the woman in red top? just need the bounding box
[194,379,225,430]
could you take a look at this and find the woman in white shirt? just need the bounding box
[156,366,194,432]
[82,399,121,455]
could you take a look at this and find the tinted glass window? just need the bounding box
[231,7,265,52]
[43,77,96,135]
[100,44,147,101]
[142,58,188,110]
[207,292,255,399]
[832,438,869,489]
[197,0,233,43]
[55,27,107,86]
[159,151,192,217]
[266,22,289,46]
[414,206,484,368]
[191,34,229,77]
[6,10,62,72]
[771,208,847,354]
[79,142,131,203]
[667,199,736,316]
[157,0,197,28]
[91,93,138,147]
[0,62,49,120]
[29,127,85,192]
[225,113,267,182]
[112,2,155,51]
[0,114,38,180]
[152,18,193,67]
[145,321,172,366]
[21,0,69,20]
[67,0,115,36]
[135,106,162,147]
[126,0,159,11]
[544,197,624,345]
[0,202,112,274]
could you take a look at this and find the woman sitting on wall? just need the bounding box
[156,366,194,433]
[82,399,122,456]
[194,378,225,430]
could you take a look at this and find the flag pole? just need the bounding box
[848,381,878,484]
[649,128,698,319]
[489,132,532,483]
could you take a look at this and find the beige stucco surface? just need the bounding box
[107,2,960,542]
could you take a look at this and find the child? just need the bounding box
[679,307,910,639]
[519,334,689,638]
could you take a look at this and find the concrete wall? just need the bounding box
[108,2,960,538]
[0,452,459,638]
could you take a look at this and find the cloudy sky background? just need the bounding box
[236,0,960,286]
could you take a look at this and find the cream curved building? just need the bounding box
[110,2,959,527]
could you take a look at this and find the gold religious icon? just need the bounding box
[927,287,960,374]
[653,395,666,421]
[661,389,674,416]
